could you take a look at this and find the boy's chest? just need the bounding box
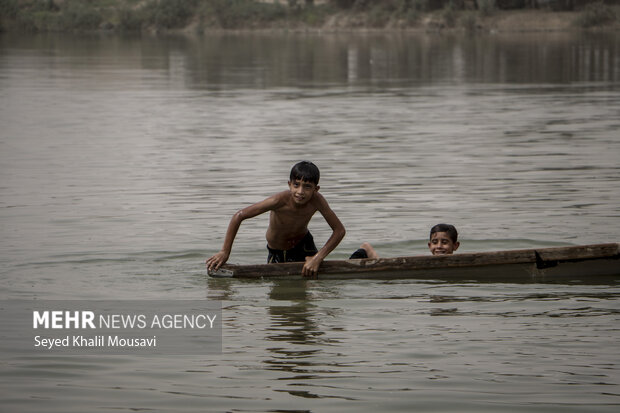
[271,205,316,224]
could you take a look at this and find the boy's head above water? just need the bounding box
[288,161,320,206]
[290,161,320,185]
[428,223,459,255]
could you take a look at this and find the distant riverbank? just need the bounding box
[318,8,620,33]
[1,0,618,34]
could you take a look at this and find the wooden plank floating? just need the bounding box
[207,243,620,282]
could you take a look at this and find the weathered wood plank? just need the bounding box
[208,243,620,280]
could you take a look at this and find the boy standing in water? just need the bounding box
[206,161,346,277]
[350,223,460,258]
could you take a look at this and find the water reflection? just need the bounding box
[264,280,325,381]
[266,280,322,345]
[3,32,618,90]
[180,32,620,87]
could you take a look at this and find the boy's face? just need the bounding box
[288,179,318,205]
[428,232,459,255]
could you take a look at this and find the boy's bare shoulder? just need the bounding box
[264,190,292,208]
[241,191,290,215]
[272,190,292,202]
[310,191,330,208]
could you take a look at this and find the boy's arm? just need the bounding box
[206,194,282,272]
[302,194,346,277]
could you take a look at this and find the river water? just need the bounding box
[1,31,619,411]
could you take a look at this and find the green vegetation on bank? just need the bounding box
[0,0,618,33]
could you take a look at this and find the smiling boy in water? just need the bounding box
[350,223,460,259]
[427,223,460,255]
[206,161,346,277]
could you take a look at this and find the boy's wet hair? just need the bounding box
[430,223,458,243]
[290,161,320,185]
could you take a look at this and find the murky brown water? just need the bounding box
[1,31,619,412]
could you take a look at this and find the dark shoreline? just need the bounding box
[1,1,619,34]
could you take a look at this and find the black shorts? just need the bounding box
[267,232,318,263]
[349,248,369,259]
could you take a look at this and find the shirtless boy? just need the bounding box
[206,161,346,277]
[350,223,460,259]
